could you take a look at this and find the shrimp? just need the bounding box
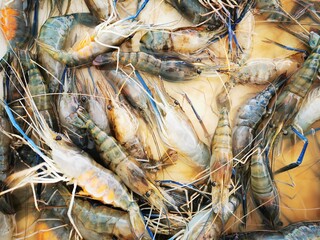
[38,20,144,67]
[94,51,202,82]
[264,32,320,173]
[57,70,94,150]
[230,55,302,85]
[18,50,58,131]
[232,74,287,224]
[222,221,320,239]
[210,95,232,210]
[38,13,99,93]
[250,127,281,228]
[139,26,227,54]
[54,184,146,240]
[98,80,147,159]
[165,0,223,28]
[73,106,175,212]
[0,211,15,240]
[146,82,210,171]
[233,74,287,163]
[292,86,320,132]
[0,0,31,49]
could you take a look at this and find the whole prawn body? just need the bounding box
[94,51,202,82]
[0,0,30,49]
[74,107,174,212]
[210,106,233,209]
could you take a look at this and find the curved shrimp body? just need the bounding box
[250,135,280,227]
[231,57,302,85]
[75,108,173,212]
[182,209,222,240]
[266,41,320,146]
[293,86,320,132]
[165,0,222,28]
[38,13,98,92]
[221,221,320,239]
[0,211,14,240]
[39,21,140,67]
[140,26,226,54]
[210,107,232,208]
[19,50,57,130]
[0,0,30,49]
[232,74,287,161]
[94,51,201,81]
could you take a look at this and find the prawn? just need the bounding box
[210,92,232,211]
[38,20,145,67]
[73,106,175,213]
[94,51,203,82]
[97,79,147,159]
[230,55,302,85]
[38,13,99,93]
[250,126,281,228]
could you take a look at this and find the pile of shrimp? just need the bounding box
[0,0,319,239]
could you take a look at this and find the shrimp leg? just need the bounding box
[274,126,308,174]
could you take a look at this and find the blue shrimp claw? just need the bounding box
[274,126,308,174]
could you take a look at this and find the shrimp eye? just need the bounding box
[283,130,288,135]
[81,96,87,103]
[55,135,62,141]
[269,123,275,128]
[145,190,153,198]
[196,68,202,75]
[107,105,113,110]
[174,99,179,105]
